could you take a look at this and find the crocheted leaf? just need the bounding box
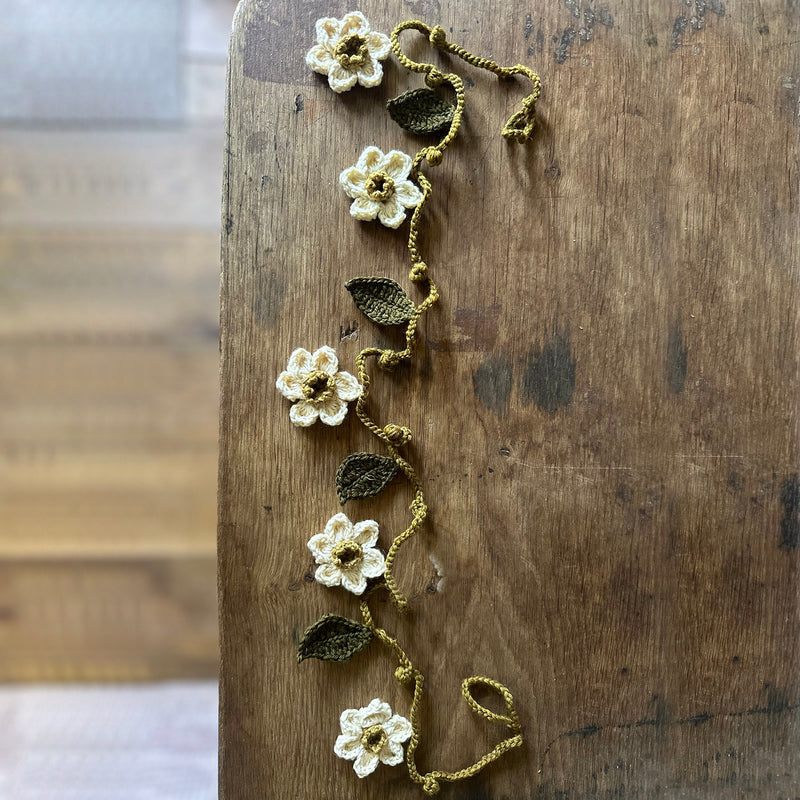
[387,88,455,135]
[297,615,372,663]
[345,277,415,325]
[336,452,400,504]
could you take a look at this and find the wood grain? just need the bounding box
[219,1,800,797]
[0,558,218,681]
[0,1,233,679]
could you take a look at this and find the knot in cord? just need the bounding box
[384,424,412,446]
[428,25,447,49]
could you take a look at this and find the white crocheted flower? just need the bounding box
[306,11,391,93]
[334,698,412,778]
[276,346,361,427]
[307,512,385,595]
[339,147,424,229]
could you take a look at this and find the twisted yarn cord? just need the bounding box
[358,20,540,610]
[360,593,523,796]
[349,20,538,793]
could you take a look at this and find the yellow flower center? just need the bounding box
[365,171,395,202]
[360,724,388,754]
[301,370,335,404]
[330,539,363,568]
[334,33,369,69]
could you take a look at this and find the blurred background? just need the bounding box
[1,0,237,795]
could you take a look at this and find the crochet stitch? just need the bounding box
[334,699,413,778]
[297,614,372,663]
[307,512,385,595]
[290,13,542,796]
[339,146,424,228]
[276,346,361,427]
[306,12,391,93]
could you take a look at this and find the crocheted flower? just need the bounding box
[276,346,361,427]
[307,512,385,595]
[306,12,391,93]
[339,147,424,229]
[334,698,412,778]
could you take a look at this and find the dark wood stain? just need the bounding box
[670,15,688,51]
[521,325,576,413]
[523,13,534,39]
[779,474,800,549]
[243,1,329,84]
[554,27,576,63]
[473,355,513,416]
[402,0,441,17]
[666,314,688,395]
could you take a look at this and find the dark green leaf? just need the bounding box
[336,452,399,504]
[345,277,415,326]
[297,614,372,663]
[387,88,455,136]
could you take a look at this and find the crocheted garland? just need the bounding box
[279,11,541,795]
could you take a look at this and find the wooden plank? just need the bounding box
[0,558,218,681]
[219,1,799,798]
[0,230,220,337]
[0,127,224,229]
[0,230,219,556]
[0,0,231,682]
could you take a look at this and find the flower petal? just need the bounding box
[335,371,361,402]
[339,11,370,38]
[311,345,338,375]
[360,699,392,727]
[360,547,385,579]
[324,512,353,541]
[366,31,391,60]
[289,400,318,427]
[356,56,383,89]
[394,179,424,209]
[328,63,358,93]
[353,748,380,778]
[334,733,362,761]
[315,562,341,587]
[384,714,413,743]
[377,196,407,229]
[286,348,312,376]
[318,396,347,426]
[315,17,340,47]
[275,371,303,401]
[381,150,413,181]
[356,146,385,173]
[340,568,367,595]
[352,520,379,548]
[379,737,404,766]
[307,531,334,562]
[339,167,367,199]
[306,43,334,74]
[340,707,364,736]
[350,196,380,222]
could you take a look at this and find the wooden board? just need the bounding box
[0,558,218,681]
[218,1,800,797]
[0,0,234,682]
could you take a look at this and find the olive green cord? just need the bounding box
[361,591,523,796]
[356,20,541,610]
[348,20,540,796]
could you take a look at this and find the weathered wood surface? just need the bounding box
[219,1,800,797]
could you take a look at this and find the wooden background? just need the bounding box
[219,0,800,797]
[0,0,237,680]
